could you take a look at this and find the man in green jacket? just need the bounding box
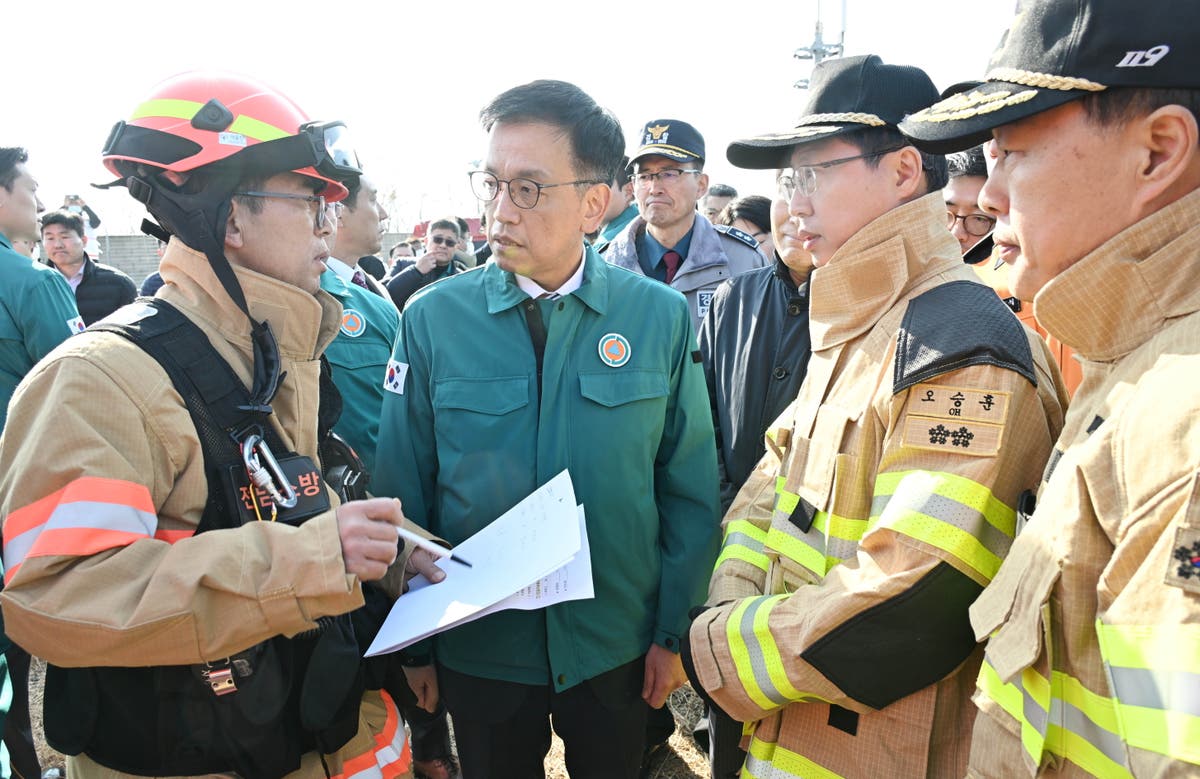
[0,148,82,432]
[0,149,81,779]
[374,80,720,779]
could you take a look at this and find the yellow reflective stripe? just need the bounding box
[871,470,1014,581]
[715,544,770,572]
[744,736,845,779]
[1096,620,1200,765]
[130,98,203,122]
[725,595,804,712]
[818,510,868,545]
[724,519,767,544]
[765,526,828,579]
[978,657,1135,777]
[1109,706,1200,766]
[718,520,769,571]
[774,475,798,515]
[874,469,1016,536]
[977,659,1048,763]
[1095,621,1200,675]
[877,512,1002,580]
[227,113,290,142]
[129,99,290,142]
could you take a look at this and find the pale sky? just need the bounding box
[7,0,1016,237]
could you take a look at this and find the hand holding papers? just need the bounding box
[366,470,594,656]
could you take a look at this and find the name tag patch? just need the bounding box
[909,383,1010,423]
[697,290,714,321]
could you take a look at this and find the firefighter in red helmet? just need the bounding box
[0,71,444,779]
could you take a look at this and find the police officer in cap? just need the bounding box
[602,119,766,334]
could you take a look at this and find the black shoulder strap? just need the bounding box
[91,300,298,533]
[893,280,1037,394]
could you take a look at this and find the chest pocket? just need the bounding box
[326,338,387,373]
[433,375,530,451]
[578,370,670,454]
[766,404,865,590]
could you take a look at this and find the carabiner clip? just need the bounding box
[241,433,298,510]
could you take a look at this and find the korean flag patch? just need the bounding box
[384,359,408,395]
[67,315,86,334]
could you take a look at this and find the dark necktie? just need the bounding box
[662,250,682,284]
[351,270,372,291]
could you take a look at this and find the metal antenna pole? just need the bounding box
[794,0,847,89]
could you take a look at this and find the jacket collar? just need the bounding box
[156,239,341,362]
[808,192,962,350]
[606,213,732,277]
[773,255,813,294]
[484,243,609,316]
[1035,186,1200,362]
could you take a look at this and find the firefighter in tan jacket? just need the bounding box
[900,0,1200,775]
[683,55,1069,778]
[0,73,443,779]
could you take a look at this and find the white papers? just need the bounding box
[472,505,593,618]
[365,470,595,656]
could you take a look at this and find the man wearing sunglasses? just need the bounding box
[0,72,446,779]
[602,119,765,334]
[681,54,1068,778]
[386,218,468,311]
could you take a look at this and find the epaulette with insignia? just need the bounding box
[712,224,759,250]
[893,280,1036,394]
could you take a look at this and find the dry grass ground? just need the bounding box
[30,659,715,778]
[544,685,710,779]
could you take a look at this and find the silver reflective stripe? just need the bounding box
[341,715,408,779]
[1049,696,1129,769]
[870,490,1011,559]
[1012,674,1049,736]
[744,752,817,779]
[725,531,765,555]
[739,598,789,707]
[1109,665,1200,718]
[3,500,157,571]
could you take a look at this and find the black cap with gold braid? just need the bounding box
[726,54,939,170]
[900,0,1197,154]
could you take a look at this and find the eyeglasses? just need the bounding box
[631,168,702,188]
[777,146,906,200]
[469,170,601,210]
[429,235,457,247]
[234,190,334,230]
[946,211,997,237]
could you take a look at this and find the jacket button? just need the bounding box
[787,302,802,316]
[557,674,566,685]
[665,637,675,649]
[773,366,789,380]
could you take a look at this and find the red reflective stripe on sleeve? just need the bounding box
[153,529,194,544]
[4,477,155,541]
[333,690,410,779]
[4,563,21,585]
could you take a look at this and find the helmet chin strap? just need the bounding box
[125,171,286,412]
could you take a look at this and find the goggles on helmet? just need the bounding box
[102,118,361,201]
